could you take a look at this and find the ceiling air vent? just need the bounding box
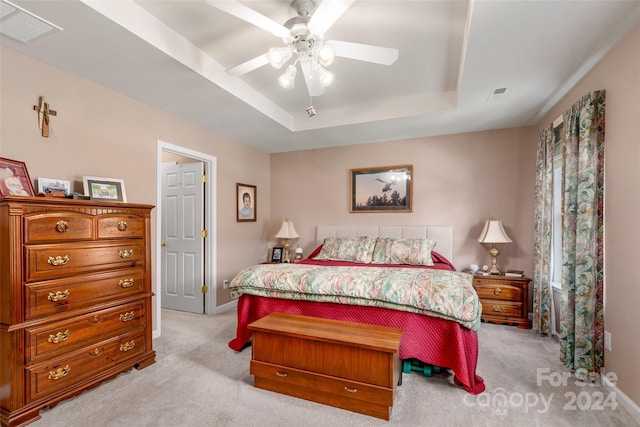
[487,86,511,102]
[0,0,62,44]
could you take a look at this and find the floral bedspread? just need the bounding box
[229,264,481,331]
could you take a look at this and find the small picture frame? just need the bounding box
[0,157,35,197]
[38,177,71,197]
[83,176,127,202]
[271,247,283,263]
[236,183,256,222]
[350,165,413,213]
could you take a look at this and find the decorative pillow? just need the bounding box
[312,236,377,263]
[371,238,436,266]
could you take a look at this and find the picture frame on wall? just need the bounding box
[271,247,283,263]
[83,176,127,202]
[237,183,256,222]
[0,157,35,197]
[349,165,413,213]
[38,177,71,197]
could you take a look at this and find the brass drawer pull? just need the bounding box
[118,249,134,258]
[494,288,502,296]
[47,289,70,302]
[47,255,70,266]
[344,386,358,393]
[117,221,128,231]
[275,371,288,378]
[120,340,135,352]
[119,278,135,288]
[120,311,135,322]
[55,220,69,233]
[492,305,504,313]
[48,330,70,344]
[48,365,71,380]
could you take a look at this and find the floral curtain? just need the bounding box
[533,91,605,379]
[532,126,554,335]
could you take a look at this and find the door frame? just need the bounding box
[155,140,217,337]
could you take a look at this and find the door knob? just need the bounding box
[161,241,166,247]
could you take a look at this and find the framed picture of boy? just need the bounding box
[236,183,256,222]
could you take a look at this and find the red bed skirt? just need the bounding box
[228,294,485,395]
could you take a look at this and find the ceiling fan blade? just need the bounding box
[300,60,326,97]
[227,53,269,76]
[308,0,355,35]
[206,0,289,38]
[328,40,399,65]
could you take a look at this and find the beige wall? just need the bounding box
[0,47,271,309]
[270,127,538,275]
[2,20,639,409]
[534,24,640,407]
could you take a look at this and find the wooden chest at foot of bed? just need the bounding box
[248,313,402,420]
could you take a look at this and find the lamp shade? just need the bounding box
[477,220,512,244]
[274,220,299,239]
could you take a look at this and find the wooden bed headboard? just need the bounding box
[315,225,454,263]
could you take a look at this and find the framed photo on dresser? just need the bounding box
[0,157,35,197]
[83,176,127,202]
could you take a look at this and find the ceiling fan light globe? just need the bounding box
[278,64,297,89]
[267,47,292,69]
[315,66,334,87]
[318,44,335,66]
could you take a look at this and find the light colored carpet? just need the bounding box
[30,308,637,427]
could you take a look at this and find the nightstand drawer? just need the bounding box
[475,284,522,302]
[480,300,522,318]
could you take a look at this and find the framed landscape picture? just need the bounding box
[350,165,413,213]
[83,176,127,202]
[0,157,35,196]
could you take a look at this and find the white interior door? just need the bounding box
[161,161,204,313]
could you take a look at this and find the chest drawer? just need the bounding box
[25,268,146,319]
[96,214,145,239]
[26,330,146,402]
[26,302,145,362]
[25,240,144,281]
[24,212,93,243]
[474,284,522,302]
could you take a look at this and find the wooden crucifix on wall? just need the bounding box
[33,96,57,137]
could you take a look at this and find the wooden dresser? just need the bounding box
[0,196,155,427]
[248,313,402,420]
[472,274,532,329]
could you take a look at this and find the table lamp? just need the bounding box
[274,219,299,263]
[477,219,512,275]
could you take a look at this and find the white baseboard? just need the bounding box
[603,375,640,425]
[214,299,237,314]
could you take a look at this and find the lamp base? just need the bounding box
[488,245,502,275]
[282,240,291,263]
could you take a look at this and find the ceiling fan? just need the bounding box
[207,0,399,97]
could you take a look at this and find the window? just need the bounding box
[551,118,563,290]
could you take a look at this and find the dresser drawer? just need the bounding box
[25,268,146,319]
[474,284,522,302]
[24,212,93,243]
[97,214,145,239]
[26,331,146,402]
[26,302,145,362]
[25,240,144,281]
[480,300,522,318]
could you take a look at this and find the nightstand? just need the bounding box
[472,274,532,329]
